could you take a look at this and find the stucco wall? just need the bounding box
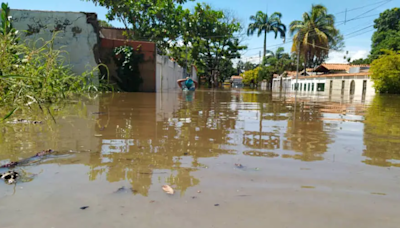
[272,75,376,98]
[155,55,198,92]
[10,9,99,83]
[326,77,375,97]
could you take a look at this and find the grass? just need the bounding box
[0,2,113,119]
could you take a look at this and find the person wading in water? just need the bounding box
[177,77,198,91]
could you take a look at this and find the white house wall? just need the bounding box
[10,9,99,84]
[155,55,198,92]
[273,75,376,97]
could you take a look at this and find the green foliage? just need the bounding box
[247,11,286,58]
[351,58,372,65]
[85,0,193,54]
[258,65,275,82]
[244,61,256,71]
[370,8,400,60]
[98,19,113,27]
[0,2,111,118]
[263,47,296,74]
[370,49,400,94]
[241,67,260,85]
[113,45,144,92]
[171,3,246,87]
[290,4,344,68]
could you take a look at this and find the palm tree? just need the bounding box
[290,4,340,69]
[247,11,286,59]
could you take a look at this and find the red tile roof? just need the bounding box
[297,72,369,79]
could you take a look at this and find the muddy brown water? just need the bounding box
[1,89,400,228]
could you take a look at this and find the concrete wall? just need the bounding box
[10,9,99,83]
[155,55,198,92]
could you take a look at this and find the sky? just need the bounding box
[9,0,399,64]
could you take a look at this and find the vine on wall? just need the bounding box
[113,45,144,92]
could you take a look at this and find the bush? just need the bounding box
[370,49,400,94]
[0,2,111,109]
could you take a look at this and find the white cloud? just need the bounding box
[326,50,369,63]
[232,55,262,67]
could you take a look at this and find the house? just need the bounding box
[272,63,375,97]
[231,76,244,87]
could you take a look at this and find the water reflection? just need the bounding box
[363,95,400,167]
[1,90,400,196]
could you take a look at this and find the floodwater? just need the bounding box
[1,89,400,228]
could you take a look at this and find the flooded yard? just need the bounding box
[1,89,400,228]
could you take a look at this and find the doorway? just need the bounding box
[350,80,355,95]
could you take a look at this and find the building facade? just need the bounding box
[272,64,375,97]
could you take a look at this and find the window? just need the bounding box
[362,80,367,94]
[317,83,325,91]
[304,83,306,91]
[312,83,314,91]
[341,80,345,95]
[350,80,355,95]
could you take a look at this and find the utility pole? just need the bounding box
[344,8,347,25]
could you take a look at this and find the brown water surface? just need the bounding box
[1,89,400,228]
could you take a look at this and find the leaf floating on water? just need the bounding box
[162,185,174,194]
[235,163,243,168]
[94,134,103,137]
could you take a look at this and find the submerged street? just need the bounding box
[1,89,399,228]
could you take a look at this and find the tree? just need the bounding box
[236,60,244,74]
[290,4,344,68]
[260,47,297,88]
[98,19,113,27]
[244,61,256,71]
[370,49,400,94]
[370,8,400,60]
[173,3,246,87]
[85,0,192,54]
[351,58,372,65]
[247,11,286,59]
[241,67,260,85]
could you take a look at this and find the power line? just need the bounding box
[334,0,392,15]
[351,0,392,20]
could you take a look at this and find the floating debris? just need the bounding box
[214,204,219,206]
[235,163,243,168]
[35,149,54,157]
[0,161,19,168]
[162,185,174,194]
[80,206,89,210]
[1,170,19,184]
[94,134,103,137]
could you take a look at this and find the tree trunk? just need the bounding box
[263,30,267,60]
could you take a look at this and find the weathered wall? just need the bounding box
[10,9,99,83]
[155,55,198,92]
